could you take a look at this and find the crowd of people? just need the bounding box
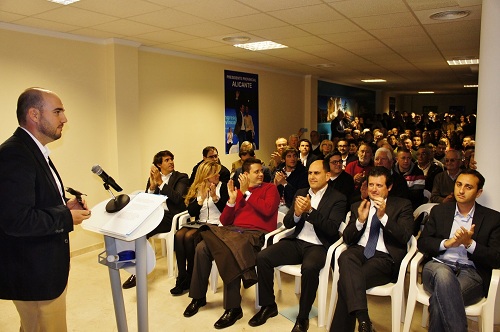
[2,87,499,332]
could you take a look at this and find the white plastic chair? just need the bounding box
[272,220,347,327]
[327,235,417,332]
[403,251,500,332]
[413,203,438,235]
[149,210,189,277]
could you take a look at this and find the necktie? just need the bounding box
[364,211,381,259]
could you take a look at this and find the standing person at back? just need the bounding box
[0,88,91,331]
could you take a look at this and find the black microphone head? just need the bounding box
[91,164,102,175]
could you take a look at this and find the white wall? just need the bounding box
[0,27,306,253]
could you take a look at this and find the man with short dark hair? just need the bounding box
[310,130,322,156]
[250,159,346,331]
[418,170,500,332]
[337,138,357,169]
[184,158,280,329]
[190,146,230,185]
[330,167,413,332]
[394,148,426,209]
[298,138,317,170]
[326,151,355,211]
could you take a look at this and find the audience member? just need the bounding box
[330,166,413,332]
[288,134,299,149]
[189,146,230,185]
[231,141,253,175]
[372,147,410,200]
[268,137,288,172]
[345,143,373,192]
[418,170,500,332]
[250,160,346,331]
[326,151,355,211]
[337,138,357,169]
[416,146,443,193]
[319,139,334,160]
[183,158,279,329]
[310,130,322,156]
[393,148,426,209]
[331,110,348,139]
[431,150,463,203]
[298,138,318,170]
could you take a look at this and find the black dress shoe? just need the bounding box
[122,275,136,289]
[214,307,243,329]
[291,318,309,332]
[183,297,207,317]
[170,276,190,296]
[358,320,373,332]
[248,303,278,327]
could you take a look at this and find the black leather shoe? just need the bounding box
[170,277,190,296]
[248,303,278,327]
[358,320,373,332]
[214,307,243,329]
[122,275,136,289]
[291,318,309,332]
[183,297,207,317]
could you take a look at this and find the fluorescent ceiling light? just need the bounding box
[234,41,288,51]
[464,84,478,88]
[48,0,80,4]
[418,91,434,94]
[361,79,386,83]
[447,59,479,65]
[430,10,470,20]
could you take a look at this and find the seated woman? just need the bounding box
[318,139,334,160]
[170,160,229,295]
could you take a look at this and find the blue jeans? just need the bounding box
[422,260,484,332]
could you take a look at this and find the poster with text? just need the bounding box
[224,70,259,154]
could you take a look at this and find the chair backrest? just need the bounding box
[396,236,417,283]
[277,211,285,228]
[413,203,438,222]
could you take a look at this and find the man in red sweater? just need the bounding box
[183,158,280,329]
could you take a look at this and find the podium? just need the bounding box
[82,193,164,332]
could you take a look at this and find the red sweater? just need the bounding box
[220,182,280,232]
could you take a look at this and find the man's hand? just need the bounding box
[239,173,250,193]
[294,195,311,217]
[360,180,368,200]
[149,165,162,190]
[357,199,370,223]
[442,193,455,203]
[371,196,387,219]
[271,151,282,165]
[227,179,238,204]
[274,171,287,186]
[68,197,91,225]
[444,224,475,248]
[353,171,365,185]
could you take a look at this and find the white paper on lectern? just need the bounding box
[99,192,166,236]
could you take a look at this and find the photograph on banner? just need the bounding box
[224,70,259,154]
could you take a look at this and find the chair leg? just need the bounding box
[166,238,174,277]
[403,288,418,332]
[391,293,403,332]
[275,269,282,291]
[294,276,301,294]
[210,263,218,293]
[421,305,429,328]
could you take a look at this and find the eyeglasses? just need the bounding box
[444,158,458,163]
[329,160,342,165]
[207,154,218,159]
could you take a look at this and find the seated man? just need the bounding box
[231,141,253,175]
[268,137,288,172]
[330,166,413,332]
[393,148,426,210]
[430,149,463,203]
[298,138,318,170]
[273,147,309,213]
[325,151,355,211]
[232,148,272,188]
[345,142,374,195]
[372,147,410,200]
[337,138,357,169]
[189,146,230,185]
[183,158,280,329]
[416,146,443,193]
[123,150,189,289]
[250,160,346,331]
[418,170,500,332]
[310,130,322,156]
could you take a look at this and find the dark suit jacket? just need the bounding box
[424,162,443,192]
[146,170,188,236]
[343,196,413,267]
[302,153,318,170]
[283,185,347,249]
[0,128,73,301]
[329,171,355,212]
[418,202,500,296]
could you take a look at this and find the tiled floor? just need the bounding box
[0,243,490,332]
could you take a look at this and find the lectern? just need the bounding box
[82,193,164,332]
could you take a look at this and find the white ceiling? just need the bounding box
[0,0,482,94]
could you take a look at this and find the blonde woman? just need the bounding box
[170,161,228,295]
[319,139,334,160]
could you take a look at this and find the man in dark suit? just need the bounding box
[250,160,346,331]
[0,88,91,331]
[122,149,189,289]
[325,151,354,212]
[330,110,348,139]
[330,166,413,332]
[298,138,318,170]
[418,169,500,332]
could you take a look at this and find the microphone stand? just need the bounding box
[103,182,130,213]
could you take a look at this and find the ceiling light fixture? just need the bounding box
[447,59,479,65]
[430,10,470,20]
[464,84,478,88]
[361,79,386,83]
[48,0,80,4]
[222,36,251,43]
[418,91,434,94]
[234,41,288,51]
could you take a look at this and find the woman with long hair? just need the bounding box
[170,161,229,295]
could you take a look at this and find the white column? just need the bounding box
[475,0,500,324]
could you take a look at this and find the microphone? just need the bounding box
[91,165,123,192]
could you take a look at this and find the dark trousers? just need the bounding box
[188,240,243,310]
[256,239,326,320]
[330,245,395,332]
